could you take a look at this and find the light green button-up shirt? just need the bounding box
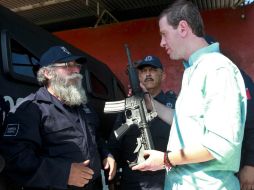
[165,43,247,190]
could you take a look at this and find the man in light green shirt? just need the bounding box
[132,0,247,189]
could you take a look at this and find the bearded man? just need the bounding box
[0,46,116,190]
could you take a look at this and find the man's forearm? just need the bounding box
[153,99,174,125]
[168,145,215,166]
[131,145,215,172]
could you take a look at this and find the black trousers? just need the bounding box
[5,177,103,190]
[68,177,102,190]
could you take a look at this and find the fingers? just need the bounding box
[108,160,117,180]
[140,82,148,92]
[241,184,254,190]
[68,160,94,187]
[241,186,251,190]
[108,167,116,181]
[103,156,117,181]
[75,180,90,187]
[132,161,148,171]
[107,166,113,180]
[80,169,94,181]
[132,150,164,172]
[131,150,151,171]
[239,166,254,190]
[81,161,94,175]
[102,158,109,171]
[103,161,109,170]
[127,85,132,97]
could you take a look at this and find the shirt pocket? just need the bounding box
[43,116,74,133]
[178,89,205,118]
[41,116,83,145]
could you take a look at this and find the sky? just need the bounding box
[245,0,254,4]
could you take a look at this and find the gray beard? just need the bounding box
[50,73,87,106]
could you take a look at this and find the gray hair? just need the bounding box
[37,66,55,86]
[159,0,204,37]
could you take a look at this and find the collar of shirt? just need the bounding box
[183,42,220,69]
[154,91,164,101]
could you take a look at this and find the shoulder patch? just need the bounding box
[166,102,173,108]
[165,90,177,99]
[246,88,252,100]
[4,124,19,136]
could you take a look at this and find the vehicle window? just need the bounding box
[10,39,39,78]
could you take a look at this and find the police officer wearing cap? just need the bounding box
[0,46,116,190]
[108,55,176,190]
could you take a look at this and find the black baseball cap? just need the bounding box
[136,55,163,70]
[39,46,86,67]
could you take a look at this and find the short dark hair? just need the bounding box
[159,0,204,37]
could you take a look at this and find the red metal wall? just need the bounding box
[55,4,254,94]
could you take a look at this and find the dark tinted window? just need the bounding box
[10,39,39,78]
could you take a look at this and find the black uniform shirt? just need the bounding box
[109,90,176,190]
[240,70,254,167]
[0,87,105,189]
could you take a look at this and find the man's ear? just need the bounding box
[177,20,189,37]
[43,68,53,80]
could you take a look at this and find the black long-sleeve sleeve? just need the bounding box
[0,101,71,189]
[240,70,254,167]
[108,113,126,165]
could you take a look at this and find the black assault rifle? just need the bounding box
[104,44,157,167]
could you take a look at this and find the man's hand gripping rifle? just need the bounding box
[104,44,157,167]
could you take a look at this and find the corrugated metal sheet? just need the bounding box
[0,0,250,29]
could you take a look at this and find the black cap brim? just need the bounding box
[57,55,87,64]
[137,63,163,70]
